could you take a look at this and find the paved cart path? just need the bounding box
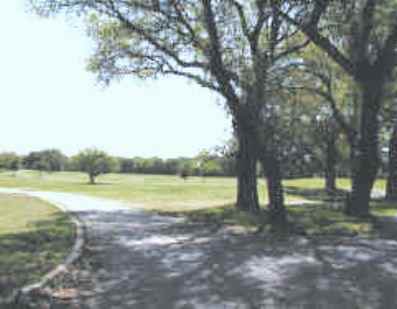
[1,188,397,308]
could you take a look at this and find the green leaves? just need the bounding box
[73,148,118,183]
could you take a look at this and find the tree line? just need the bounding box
[0,149,235,179]
[28,0,397,231]
[0,143,348,180]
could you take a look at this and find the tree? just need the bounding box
[0,152,21,172]
[380,81,397,199]
[315,116,339,193]
[119,158,136,173]
[386,120,397,200]
[30,0,311,230]
[195,150,223,177]
[384,101,397,200]
[178,163,192,181]
[23,149,68,172]
[293,47,348,193]
[282,1,397,216]
[73,149,117,184]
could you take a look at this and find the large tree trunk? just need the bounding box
[260,151,287,229]
[386,122,397,200]
[345,84,381,217]
[325,132,337,194]
[235,126,260,213]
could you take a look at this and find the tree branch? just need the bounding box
[279,3,355,78]
[201,0,240,111]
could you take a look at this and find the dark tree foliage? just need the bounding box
[0,153,21,171]
[282,0,397,216]
[23,149,68,172]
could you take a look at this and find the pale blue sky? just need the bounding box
[0,1,231,158]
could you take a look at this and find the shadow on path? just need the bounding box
[25,209,397,309]
[1,189,397,309]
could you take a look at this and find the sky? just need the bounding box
[0,1,231,159]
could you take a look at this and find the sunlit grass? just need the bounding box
[154,177,395,236]
[0,170,305,211]
[0,193,75,299]
[0,171,395,236]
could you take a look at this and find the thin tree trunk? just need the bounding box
[345,85,381,217]
[386,122,397,200]
[261,151,287,229]
[235,126,260,213]
[325,132,337,194]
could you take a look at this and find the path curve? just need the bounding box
[1,188,397,308]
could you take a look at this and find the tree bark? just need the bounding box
[325,131,337,194]
[386,122,397,200]
[261,151,287,229]
[345,84,381,216]
[235,126,260,213]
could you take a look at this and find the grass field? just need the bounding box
[0,170,387,211]
[0,170,395,288]
[0,170,307,211]
[0,193,75,299]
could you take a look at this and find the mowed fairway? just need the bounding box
[0,193,75,299]
[0,170,387,212]
[0,170,314,211]
[0,171,262,211]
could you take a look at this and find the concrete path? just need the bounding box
[2,188,397,308]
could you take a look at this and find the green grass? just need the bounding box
[287,204,373,236]
[0,170,305,212]
[284,177,386,192]
[0,171,395,237]
[0,193,75,299]
[160,177,396,236]
[160,202,376,236]
[160,204,267,230]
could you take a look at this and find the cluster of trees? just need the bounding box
[23,149,68,172]
[29,0,397,231]
[0,153,21,172]
[0,148,237,183]
[118,153,234,176]
[0,149,116,184]
[0,144,356,182]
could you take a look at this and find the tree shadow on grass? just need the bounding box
[0,213,74,303]
[284,186,349,203]
[78,182,114,186]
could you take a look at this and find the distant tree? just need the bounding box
[0,152,21,172]
[73,149,117,184]
[196,150,223,177]
[202,160,223,177]
[179,169,189,181]
[178,162,193,181]
[164,159,180,175]
[119,158,136,174]
[23,149,68,172]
